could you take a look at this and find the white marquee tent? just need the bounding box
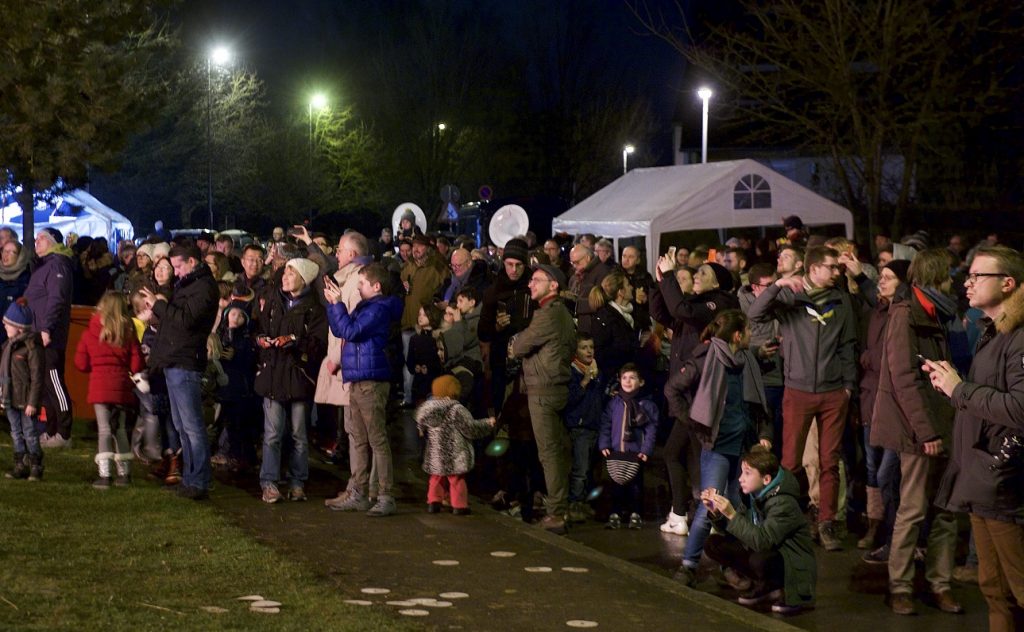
[0,188,134,248]
[552,159,854,274]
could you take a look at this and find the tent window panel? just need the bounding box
[733,174,772,210]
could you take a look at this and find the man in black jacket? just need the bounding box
[929,245,1024,629]
[140,245,219,499]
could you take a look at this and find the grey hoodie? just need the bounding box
[747,282,857,393]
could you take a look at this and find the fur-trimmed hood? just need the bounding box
[995,287,1024,334]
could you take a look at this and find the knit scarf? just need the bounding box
[618,388,643,430]
[689,338,767,429]
[0,246,30,282]
[0,330,32,409]
[802,280,833,307]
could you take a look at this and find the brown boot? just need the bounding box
[164,453,182,485]
[858,519,881,549]
[859,487,883,549]
[150,453,170,479]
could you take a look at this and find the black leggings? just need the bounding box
[663,420,702,515]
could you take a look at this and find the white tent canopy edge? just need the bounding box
[552,159,854,275]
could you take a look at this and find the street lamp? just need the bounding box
[437,122,446,132]
[308,92,328,226]
[697,86,712,164]
[207,44,232,229]
[622,144,635,175]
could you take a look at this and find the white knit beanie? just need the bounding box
[286,257,320,287]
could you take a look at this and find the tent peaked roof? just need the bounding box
[552,159,853,238]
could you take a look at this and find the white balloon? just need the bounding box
[488,205,529,248]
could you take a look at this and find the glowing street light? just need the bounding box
[308,92,329,225]
[206,44,233,229]
[437,122,447,132]
[697,86,713,164]
[622,144,635,175]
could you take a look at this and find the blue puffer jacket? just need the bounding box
[598,391,659,456]
[328,294,403,383]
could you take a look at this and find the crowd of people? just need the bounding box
[0,213,1021,629]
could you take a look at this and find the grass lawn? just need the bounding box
[0,429,417,631]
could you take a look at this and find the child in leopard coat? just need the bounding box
[415,375,495,515]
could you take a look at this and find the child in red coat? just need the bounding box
[75,291,145,488]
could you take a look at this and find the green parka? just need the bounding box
[714,468,817,607]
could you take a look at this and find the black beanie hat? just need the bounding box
[705,262,734,293]
[502,238,529,265]
[883,259,911,284]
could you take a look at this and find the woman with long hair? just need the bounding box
[665,309,771,586]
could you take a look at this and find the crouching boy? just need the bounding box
[702,445,816,615]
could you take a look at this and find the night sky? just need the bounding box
[177,0,690,164]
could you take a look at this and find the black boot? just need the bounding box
[27,452,43,481]
[5,452,28,480]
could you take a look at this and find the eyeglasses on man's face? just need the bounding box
[965,272,1007,285]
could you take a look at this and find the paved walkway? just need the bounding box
[209,410,986,631]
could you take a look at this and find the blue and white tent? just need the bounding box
[0,189,134,248]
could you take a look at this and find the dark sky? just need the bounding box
[179,0,690,163]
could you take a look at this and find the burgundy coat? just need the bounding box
[74,313,145,405]
[870,290,954,454]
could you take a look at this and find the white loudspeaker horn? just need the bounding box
[392,203,427,235]
[488,205,529,248]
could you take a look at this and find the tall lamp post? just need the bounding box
[207,45,232,230]
[697,86,712,164]
[308,92,328,226]
[622,144,635,175]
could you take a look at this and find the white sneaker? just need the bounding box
[660,510,689,536]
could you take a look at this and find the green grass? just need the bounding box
[0,431,417,631]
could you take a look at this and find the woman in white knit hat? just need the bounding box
[252,257,328,503]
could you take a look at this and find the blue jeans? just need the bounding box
[568,427,597,502]
[164,368,210,490]
[8,408,40,455]
[683,449,741,567]
[260,399,309,488]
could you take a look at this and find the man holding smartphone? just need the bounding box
[928,245,1024,628]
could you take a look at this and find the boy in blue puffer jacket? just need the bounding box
[599,363,659,530]
[322,263,404,517]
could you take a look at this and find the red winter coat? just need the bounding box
[74,313,145,405]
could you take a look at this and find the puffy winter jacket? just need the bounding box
[328,294,403,383]
[24,249,73,350]
[74,313,145,405]
[148,265,219,372]
[598,391,659,455]
[416,398,493,476]
[2,332,44,410]
[254,289,327,401]
[712,469,817,607]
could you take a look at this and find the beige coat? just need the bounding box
[314,262,363,405]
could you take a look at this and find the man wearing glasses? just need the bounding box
[748,246,858,553]
[928,245,1024,630]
